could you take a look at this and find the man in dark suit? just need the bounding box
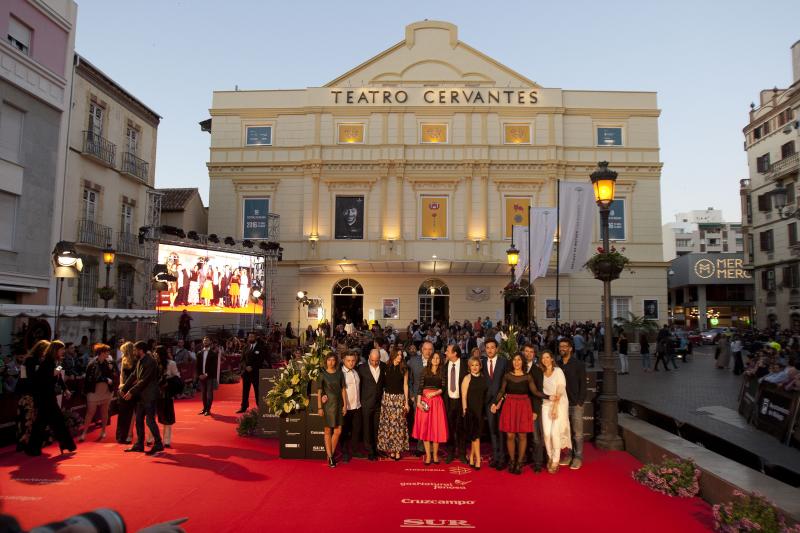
[358,349,386,460]
[196,336,219,416]
[481,338,508,469]
[122,341,163,455]
[523,343,546,472]
[443,343,468,463]
[237,332,264,413]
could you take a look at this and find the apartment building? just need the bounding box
[662,208,743,260]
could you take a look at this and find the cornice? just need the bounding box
[209,106,659,118]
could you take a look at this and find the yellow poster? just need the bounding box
[420,196,448,238]
[505,197,530,238]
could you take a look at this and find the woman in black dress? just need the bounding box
[460,356,487,470]
[156,345,180,448]
[115,341,136,444]
[317,352,346,467]
[26,340,76,456]
[16,340,49,452]
[490,353,544,474]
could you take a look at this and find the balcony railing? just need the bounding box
[121,152,149,182]
[766,152,800,181]
[77,219,112,248]
[82,131,116,167]
[116,231,144,257]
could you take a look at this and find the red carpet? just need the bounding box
[0,385,714,532]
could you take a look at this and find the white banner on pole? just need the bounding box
[512,226,529,284]
[558,181,595,274]
[529,207,558,281]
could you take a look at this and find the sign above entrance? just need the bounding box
[329,88,539,106]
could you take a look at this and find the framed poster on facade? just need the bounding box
[643,299,658,320]
[382,298,400,320]
[504,197,531,239]
[546,299,560,319]
[602,199,625,241]
[242,198,270,239]
[307,298,323,320]
[334,196,364,239]
[420,196,448,239]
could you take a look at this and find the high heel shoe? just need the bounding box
[423,457,431,466]
[508,461,516,473]
[98,431,106,440]
[78,433,86,443]
[327,456,336,468]
[60,445,77,454]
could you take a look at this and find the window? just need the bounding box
[676,238,691,247]
[747,234,754,263]
[597,127,623,146]
[779,108,795,125]
[420,124,448,144]
[745,195,752,223]
[503,124,531,144]
[245,126,272,146]
[120,204,133,234]
[757,193,771,211]
[756,153,771,173]
[783,264,800,289]
[763,120,771,135]
[0,192,17,250]
[77,261,98,307]
[759,229,774,252]
[781,141,796,159]
[708,238,720,246]
[610,296,631,321]
[7,17,31,55]
[126,126,139,155]
[117,265,134,308]
[83,189,97,221]
[337,123,364,144]
[789,222,798,246]
[753,126,762,140]
[761,269,775,290]
[0,102,24,163]
[88,102,104,137]
[787,182,797,206]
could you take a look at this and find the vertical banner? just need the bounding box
[505,197,531,239]
[243,198,270,239]
[558,182,596,274]
[606,199,625,240]
[529,207,558,281]
[420,196,448,238]
[512,226,529,284]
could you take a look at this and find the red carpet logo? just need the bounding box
[399,481,469,491]
[448,466,471,475]
[401,499,475,506]
[401,519,474,529]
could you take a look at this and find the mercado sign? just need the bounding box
[692,257,752,282]
[329,88,539,106]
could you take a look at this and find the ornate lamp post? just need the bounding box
[506,242,520,326]
[296,290,309,342]
[590,161,624,451]
[101,246,115,342]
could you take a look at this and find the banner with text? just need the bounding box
[558,182,596,274]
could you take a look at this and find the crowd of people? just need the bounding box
[729,329,800,391]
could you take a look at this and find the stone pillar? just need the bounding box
[697,285,707,331]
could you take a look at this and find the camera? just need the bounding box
[30,509,125,533]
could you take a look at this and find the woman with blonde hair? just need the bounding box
[115,341,136,444]
[16,340,49,452]
[79,343,115,442]
[461,356,488,469]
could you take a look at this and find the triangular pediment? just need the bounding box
[325,21,538,88]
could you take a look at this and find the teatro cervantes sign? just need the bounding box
[330,88,539,106]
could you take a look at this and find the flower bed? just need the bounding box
[632,456,700,498]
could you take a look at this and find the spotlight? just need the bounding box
[259,241,269,251]
[242,240,254,248]
[53,241,79,267]
[224,236,236,246]
[187,230,200,241]
[176,229,186,239]
[208,234,220,243]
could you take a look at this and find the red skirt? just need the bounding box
[499,394,533,433]
[412,391,449,443]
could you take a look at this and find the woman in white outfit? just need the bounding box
[239,269,250,308]
[540,350,571,473]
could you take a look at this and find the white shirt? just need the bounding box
[369,363,381,383]
[486,356,498,378]
[202,348,210,374]
[446,358,462,399]
[379,348,389,363]
[342,366,361,410]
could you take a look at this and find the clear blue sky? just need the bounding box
[74,0,799,223]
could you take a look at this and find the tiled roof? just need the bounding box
[159,188,198,211]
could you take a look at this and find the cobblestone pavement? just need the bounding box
[614,345,800,474]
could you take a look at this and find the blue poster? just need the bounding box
[243,198,270,239]
[246,126,272,146]
[606,199,625,241]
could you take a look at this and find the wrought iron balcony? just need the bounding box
[77,219,112,248]
[121,152,149,182]
[766,152,800,181]
[82,131,116,167]
[116,231,144,257]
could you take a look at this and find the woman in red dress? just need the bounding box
[490,352,544,474]
[412,351,448,465]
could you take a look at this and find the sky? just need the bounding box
[73,0,799,224]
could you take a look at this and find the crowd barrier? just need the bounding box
[738,376,800,449]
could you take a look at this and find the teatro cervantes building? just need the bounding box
[205,21,667,332]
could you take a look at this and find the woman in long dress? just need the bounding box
[716,334,731,369]
[229,270,240,308]
[115,342,136,444]
[412,352,448,465]
[188,266,200,305]
[239,269,250,308]
[377,348,410,460]
[540,350,570,473]
[16,340,49,452]
[26,341,76,456]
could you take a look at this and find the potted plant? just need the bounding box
[713,491,800,532]
[585,246,629,281]
[633,456,700,498]
[97,286,116,302]
[264,334,327,416]
[501,282,527,301]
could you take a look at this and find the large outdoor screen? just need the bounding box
[155,244,263,314]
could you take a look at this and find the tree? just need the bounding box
[615,312,658,340]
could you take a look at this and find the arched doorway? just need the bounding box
[503,280,532,326]
[332,278,364,327]
[419,279,449,324]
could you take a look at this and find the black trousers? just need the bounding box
[27,397,75,455]
[135,400,161,447]
[116,397,135,443]
[733,351,744,375]
[341,407,362,456]
[200,378,214,412]
[240,371,259,410]
[444,396,464,455]
[526,410,546,467]
[654,352,670,371]
[362,404,380,455]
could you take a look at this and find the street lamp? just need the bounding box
[590,161,624,451]
[772,183,800,219]
[506,242,520,326]
[101,246,115,342]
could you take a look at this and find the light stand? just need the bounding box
[101,246,115,342]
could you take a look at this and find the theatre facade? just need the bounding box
[205,20,667,331]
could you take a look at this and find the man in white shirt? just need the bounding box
[340,351,362,462]
[444,344,467,464]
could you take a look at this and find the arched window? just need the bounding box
[418,278,449,323]
[332,278,364,326]
[333,278,363,295]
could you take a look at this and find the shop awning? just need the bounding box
[0,304,157,320]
